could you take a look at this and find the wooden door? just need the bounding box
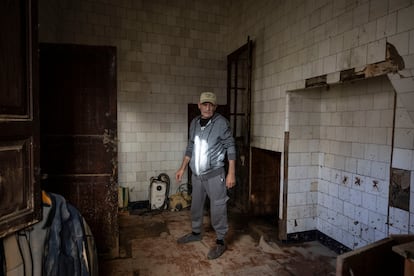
[251,147,280,217]
[0,0,41,238]
[227,39,253,211]
[39,43,118,257]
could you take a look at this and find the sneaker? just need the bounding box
[207,244,226,259]
[177,233,202,244]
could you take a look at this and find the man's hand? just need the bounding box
[175,169,184,182]
[226,173,236,189]
[176,156,190,183]
[226,159,236,189]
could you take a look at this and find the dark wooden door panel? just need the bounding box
[251,147,280,216]
[0,139,32,215]
[39,43,118,257]
[0,0,30,118]
[41,136,114,174]
[40,53,115,135]
[0,0,41,238]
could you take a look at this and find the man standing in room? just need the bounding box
[175,91,236,260]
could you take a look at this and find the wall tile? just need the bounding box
[392,148,413,170]
[397,5,414,32]
[350,44,368,68]
[367,39,386,63]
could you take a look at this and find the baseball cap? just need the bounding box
[199,92,217,105]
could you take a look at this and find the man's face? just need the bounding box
[198,102,216,119]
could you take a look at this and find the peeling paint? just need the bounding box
[357,42,404,78]
[103,128,118,183]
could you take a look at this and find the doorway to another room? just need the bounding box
[227,39,280,234]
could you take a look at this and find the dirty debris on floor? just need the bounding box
[99,208,337,276]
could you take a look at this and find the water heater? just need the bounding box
[150,179,167,210]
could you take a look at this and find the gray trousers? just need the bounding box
[191,168,229,241]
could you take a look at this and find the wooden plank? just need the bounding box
[392,241,414,259]
[305,75,327,88]
[336,235,414,276]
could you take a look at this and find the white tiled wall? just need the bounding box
[390,77,414,236]
[228,0,414,153]
[288,77,395,249]
[228,0,414,248]
[287,89,320,232]
[319,77,394,249]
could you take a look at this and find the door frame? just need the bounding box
[226,38,253,212]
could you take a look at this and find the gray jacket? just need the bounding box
[186,113,236,176]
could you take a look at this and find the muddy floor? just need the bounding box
[99,208,337,276]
